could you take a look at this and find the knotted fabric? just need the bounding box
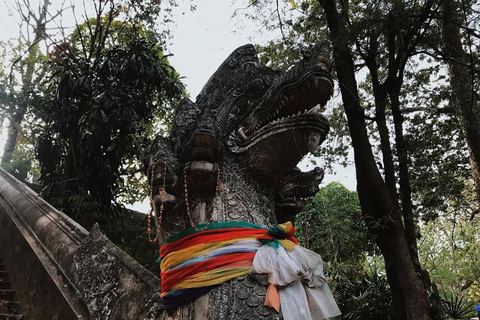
[158,221,341,320]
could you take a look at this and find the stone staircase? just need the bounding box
[0,258,24,320]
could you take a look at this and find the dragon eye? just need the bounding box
[302,50,312,59]
[250,79,264,93]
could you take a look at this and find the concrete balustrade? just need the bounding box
[0,168,162,319]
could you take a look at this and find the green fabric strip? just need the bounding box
[259,238,281,248]
[266,226,288,239]
[165,221,268,243]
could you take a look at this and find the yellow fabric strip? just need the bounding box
[172,267,251,290]
[279,239,297,251]
[278,221,294,234]
[161,235,260,271]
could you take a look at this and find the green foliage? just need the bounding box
[34,6,184,220]
[296,182,392,318]
[251,1,475,212]
[316,104,352,171]
[337,271,395,320]
[249,0,479,318]
[419,209,480,319]
[0,16,50,172]
[2,128,39,182]
[407,109,473,221]
[0,0,182,273]
[105,209,160,274]
[296,183,369,267]
[466,281,480,306]
[439,291,475,319]
[0,37,48,91]
[419,212,480,294]
[296,182,377,288]
[37,35,183,217]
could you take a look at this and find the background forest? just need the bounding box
[0,0,479,319]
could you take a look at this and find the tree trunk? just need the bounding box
[1,0,50,166]
[1,108,25,166]
[386,28,419,257]
[317,0,432,319]
[368,59,398,201]
[442,0,480,209]
[388,80,418,257]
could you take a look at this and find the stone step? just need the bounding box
[0,282,10,290]
[0,261,23,319]
[0,291,14,301]
[0,314,24,320]
[0,301,18,315]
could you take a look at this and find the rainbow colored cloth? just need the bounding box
[158,221,341,320]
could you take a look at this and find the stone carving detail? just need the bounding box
[74,224,120,320]
[147,41,333,320]
[145,294,194,320]
[219,158,276,225]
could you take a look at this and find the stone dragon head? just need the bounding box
[148,41,333,238]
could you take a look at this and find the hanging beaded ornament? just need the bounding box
[146,160,167,243]
[183,163,221,231]
[303,210,309,249]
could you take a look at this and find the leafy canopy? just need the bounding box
[36,16,183,220]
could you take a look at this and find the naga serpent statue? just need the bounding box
[146,42,340,320]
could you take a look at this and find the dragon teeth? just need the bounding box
[238,127,248,140]
[309,104,323,114]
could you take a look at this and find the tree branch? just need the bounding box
[276,0,286,41]
[413,50,480,74]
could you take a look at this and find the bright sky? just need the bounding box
[0,0,356,212]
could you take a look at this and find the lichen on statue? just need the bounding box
[146,41,340,320]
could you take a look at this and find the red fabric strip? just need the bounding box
[161,252,256,292]
[160,228,268,257]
